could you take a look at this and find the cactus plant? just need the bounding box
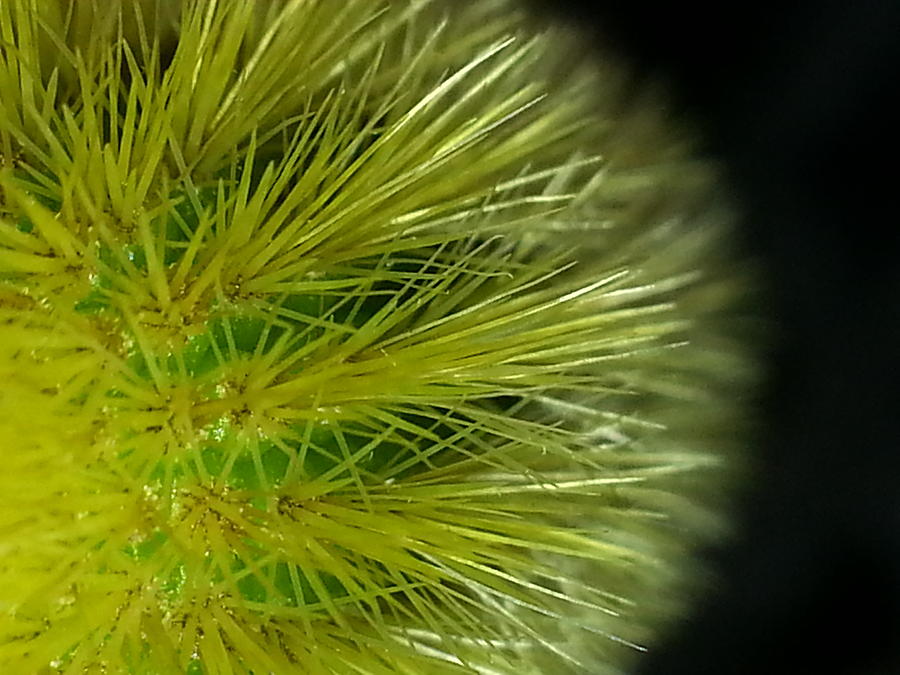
[0,1,751,672]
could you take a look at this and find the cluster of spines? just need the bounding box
[0,1,740,673]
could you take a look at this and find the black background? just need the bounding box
[532,1,900,672]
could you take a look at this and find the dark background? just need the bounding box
[533,1,900,672]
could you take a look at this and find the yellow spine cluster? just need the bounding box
[0,1,751,672]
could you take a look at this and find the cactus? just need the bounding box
[0,1,751,672]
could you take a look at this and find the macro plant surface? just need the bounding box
[0,1,750,673]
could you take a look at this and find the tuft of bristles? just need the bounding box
[0,1,752,673]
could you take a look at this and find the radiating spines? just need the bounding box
[0,1,749,672]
